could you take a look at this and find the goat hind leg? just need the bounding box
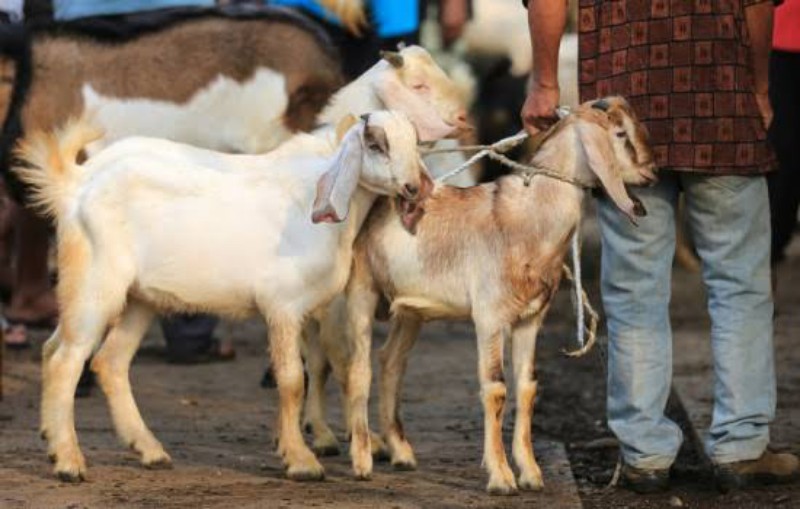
[378,314,422,470]
[302,319,340,456]
[91,301,170,469]
[42,311,112,482]
[511,316,545,491]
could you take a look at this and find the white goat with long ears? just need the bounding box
[326,97,657,494]
[15,110,435,483]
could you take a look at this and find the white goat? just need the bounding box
[283,46,475,457]
[323,97,657,494]
[16,110,435,483]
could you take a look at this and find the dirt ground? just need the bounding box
[1,225,799,509]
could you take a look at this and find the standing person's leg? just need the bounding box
[6,208,57,324]
[683,174,796,490]
[161,314,230,364]
[598,172,683,492]
[767,51,800,266]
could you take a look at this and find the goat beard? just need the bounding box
[396,196,426,234]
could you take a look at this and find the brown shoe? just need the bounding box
[715,451,800,493]
[619,463,670,494]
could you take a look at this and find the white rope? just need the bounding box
[572,225,585,348]
[425,131,530,183]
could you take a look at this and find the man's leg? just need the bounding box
[682,175,775,462]
[598,172,684,475]
[684,174,796,492]
[161,314,225,364]
[7,210,57,321]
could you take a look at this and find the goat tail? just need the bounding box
[318,0,366,36]
[13,117,104,220]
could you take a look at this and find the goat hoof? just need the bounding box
[370,433,390,461]
[143,456,173,470]
[55,466,86,483]
[312,443,340,457]
[372,444,391,462]
[286,463,325,482]
[354,471,372,481]
[391,459,417,471]
[486,479,518,496]
[518,473,544,491]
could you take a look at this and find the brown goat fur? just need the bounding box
[11,15,343,141]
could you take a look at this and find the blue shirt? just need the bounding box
[53,0,214,21]
[268,0,419,37]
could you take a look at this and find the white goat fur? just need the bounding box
[313,98,657,494]
[82,69,291,155]
[17,110,429,483]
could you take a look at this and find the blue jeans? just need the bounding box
[598,172,775,469]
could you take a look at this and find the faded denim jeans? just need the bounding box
[598,171,775,469]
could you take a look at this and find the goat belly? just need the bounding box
[110,167,341,317]
[389,296,470,321]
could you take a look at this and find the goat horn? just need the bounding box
[380,51,404,69]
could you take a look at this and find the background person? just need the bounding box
[767,0,800,290]
[522,0,798,494]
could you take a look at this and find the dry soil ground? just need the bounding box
[1,226,798,509]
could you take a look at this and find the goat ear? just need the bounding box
[312,126,363,224]
[373,71,454,142]
[576,117,643,223]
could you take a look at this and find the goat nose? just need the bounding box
[404,183,419,197]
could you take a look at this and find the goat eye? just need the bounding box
[615,131,626,138]
[367,142,383,152]
[412,83,428,91]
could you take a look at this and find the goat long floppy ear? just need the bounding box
[373,71,454,142]
[312,124,363,224]
[576,114,644,223]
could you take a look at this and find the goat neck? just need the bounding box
[504,129,586,241]
[337,185,380,248]
[318,63,385,125]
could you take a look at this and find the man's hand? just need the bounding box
[754,92,773,130]
[521,83,561,134]
[522,0,567,134]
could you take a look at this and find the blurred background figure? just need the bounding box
[768,0,800,294]
[0,1,23,22]
[0,0,235,366]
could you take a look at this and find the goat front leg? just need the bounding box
[475,320,516,495]
[511,314,546,491]
[378,313,422,470]
[269,317,325,481]
[344,275,380,479]
[302,318,340,456]
[91,301,171,469]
